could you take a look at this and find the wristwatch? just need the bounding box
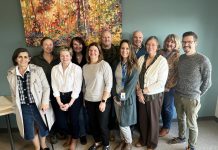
[101,99,106,103]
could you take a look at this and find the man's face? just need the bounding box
[101,31,112,48]
[182,36,197,55]
[133,32,143,48]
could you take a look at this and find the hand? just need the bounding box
[41,103,49,112]
[113,97,121,106]
[136,88,143,96]
[60,103,69,111]
[99,102,106,112]
[165,88,170,92]
[138,94,145,104]
[143,87,149,94]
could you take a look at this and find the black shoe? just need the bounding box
[88,143,102,150]
[56,132,67,140]
[49,134,58,144]
[102,145,110,150]
[80,136,87,145]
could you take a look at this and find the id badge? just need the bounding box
[120,92,126,101]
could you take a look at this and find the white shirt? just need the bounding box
[15,65,30,77]
[51,62,82,99]
[138,55,169,95]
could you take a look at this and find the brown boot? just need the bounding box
[159,128,169,137]
[122,143,132,150]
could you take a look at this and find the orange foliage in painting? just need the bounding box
[20,0,122,47]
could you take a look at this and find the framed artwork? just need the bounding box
[20,0,122,47]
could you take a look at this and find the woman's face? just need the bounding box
[88,46,100,61]
[120,42,130,60]
[16,52,30,68]
[42,39,53,54]
[60,50,72,65]
[146,39,158,55]
[72,40,83,53]
[165,39,176,51]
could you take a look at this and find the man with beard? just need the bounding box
[168,31,212,150]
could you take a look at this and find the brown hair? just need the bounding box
[86,42,104,63]
[119,39,138,76]
[12,48,31,66]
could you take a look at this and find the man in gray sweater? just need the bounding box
[168,31,212,150]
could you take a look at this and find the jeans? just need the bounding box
[21,103,48,140]
[161,88,175,129]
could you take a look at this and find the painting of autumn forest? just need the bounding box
[20,0,122,47]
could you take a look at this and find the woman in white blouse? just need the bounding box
[135,36,169,150]
[51,47,82,150]
[83,42,113,150]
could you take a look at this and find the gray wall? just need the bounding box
[0,0,218,128]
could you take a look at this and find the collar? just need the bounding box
[16,65,30,77]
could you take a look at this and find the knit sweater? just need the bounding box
[175,53,212,101]
[83,60,113,102]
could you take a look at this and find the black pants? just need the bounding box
[55,92,82,139]
[85,99,111,146]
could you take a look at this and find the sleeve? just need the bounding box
[51,66,60,97]
[147,58,169,93]
[37,67,50,104]
[200,57,212,95]
[71,66,82,99]
[103,62,113,92]
[165,52,180,89]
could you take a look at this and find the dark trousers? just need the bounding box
[55,92,82,139]
[138,95,163,149]
[108,97,117,130]
[50,93,58,134]
[85,99,111,146]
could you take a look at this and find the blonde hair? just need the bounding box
[163,34,181,50]
[59,47,73,56]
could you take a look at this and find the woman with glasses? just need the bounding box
[135,36,169,150]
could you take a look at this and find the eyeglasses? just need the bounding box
[182,41,195,45]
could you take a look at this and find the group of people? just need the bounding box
[7,30,212,150]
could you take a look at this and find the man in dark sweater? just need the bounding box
[100,30,119,141]
[168,31,212,150]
